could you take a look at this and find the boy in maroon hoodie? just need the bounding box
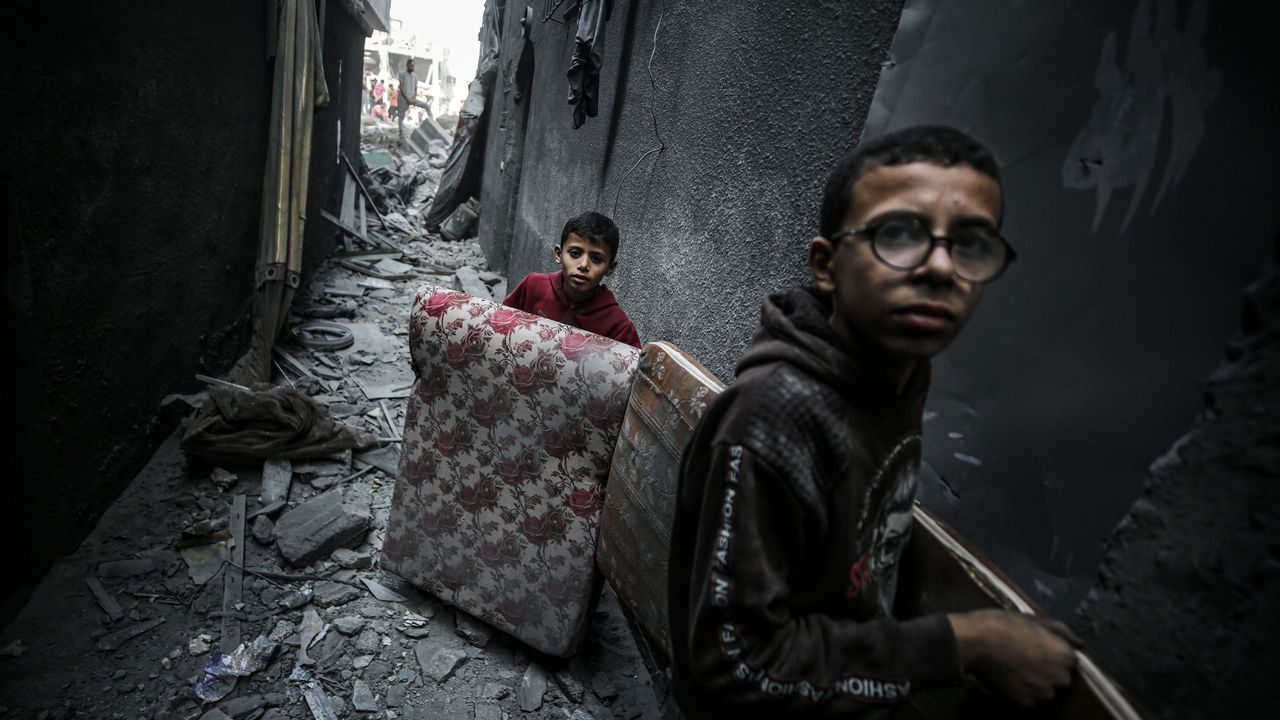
[668,126,1078,717]
[502,211,641,348]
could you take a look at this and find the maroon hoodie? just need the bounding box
[502,271,641,348]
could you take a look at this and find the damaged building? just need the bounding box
[0,0,1277,719]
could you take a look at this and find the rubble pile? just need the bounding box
[0,122,661,720]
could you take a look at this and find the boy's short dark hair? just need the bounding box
[561,211,621,262]
[820,125,1003,239]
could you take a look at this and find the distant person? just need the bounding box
[667,125,1078,717]
[503,211,641,348]
[397,59,432,140]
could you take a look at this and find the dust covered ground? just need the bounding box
[0,119,668,720]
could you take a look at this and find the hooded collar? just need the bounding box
[550,271,620,316]
[737,287,930,410]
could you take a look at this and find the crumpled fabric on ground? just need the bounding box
[181,384,376,463]
[567,0,610,128]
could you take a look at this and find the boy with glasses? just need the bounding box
[667,125,1076,717]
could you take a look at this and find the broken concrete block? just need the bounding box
[199,710,232,720]
[354,628,381,655]
[402,626,430,639]
[250,516,274,545]
[385,682,406,707]
[211,467,238,490]
[273,489,371,566]
[479,682,509,700]
[331,548,373,570]
[518,663,549,712]
[352,679,377,713]
[415,637,467,683]
[260,458,292,506]
[454,266,491,300]
[313,581,362,608]
[474,704,502,720]
[555,669,585,703]
[332,616,366,636]
[454,612,492,648]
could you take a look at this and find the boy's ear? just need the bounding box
[809,236,837,293]
[553,244,563,264]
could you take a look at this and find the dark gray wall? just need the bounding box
[1074,246,1280,719]
[0,0,364,604]
[479,0,906,377]
[862,0,1279,619]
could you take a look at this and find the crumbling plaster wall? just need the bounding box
[480,1,906,378]
[1073,246,1280,718]
[0,0,361,604]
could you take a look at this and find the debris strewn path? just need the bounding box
[0,120,664,720]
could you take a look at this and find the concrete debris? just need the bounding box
[251,515,275,545]
[96,616,165,651]
[480,682,509,700]
[260,458,293,505]
[298,608,324,666]
[415,637,468,683]
[474,704,502,720]
[314,580,362,607]
[211,468,238,490]
[331,548,373,569]
[352,654,375,669]
[385,682,407,707]
[332,615,366,635]
[217,695,267,718]
[454,611,493,648]
[555,669,585,703]
[199,709,233,720]
[454,265,492,300]
[518,663,549,712]
[354,627,382,654]
[352,679,378,713]
[591,673,618,702]
[273,488,372,566]
[189,633,213,656]
[360,577,408,603]
[269,619,295,642]
[276,585,314,609]
[85,575,125,622]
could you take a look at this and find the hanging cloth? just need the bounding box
[567,0,610,128]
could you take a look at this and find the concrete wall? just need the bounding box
[1074,245,1280,718]
[0,0,365,604]
[479,1,906,377]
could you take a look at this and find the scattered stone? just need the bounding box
[261,711,287,720]
[555,670,585,703]
[352,680,377,713]
[331,548,374,569]
[260,458,292,505]
[385,682,406,708]
[218,695,266,718]
[314,581,362,608]
[331,696,349,717]
[250,516,274,545]
[272,488,372,566]
[269,620,295,643]
[454,612,492,648]
[567,710,595,720]
[211,468,238,490]
[360,577,408,602]
[199,710,232,720]
[479,682,509,700]
[396,667,418,684]
[354,628,381,654]
[276,586,314,609]
[474,704,501,720]
[358,606,385,619]
[402,627,430,639]
[353,654,375,669]
[364,660,390,682]
[188,634,212,656]
[310,475,341,491]
[415,638,467,683]
[455,266,492,299]
[518,663,549,712]
[333,616,366,636]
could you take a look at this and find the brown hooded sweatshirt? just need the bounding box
[667,287,962,718]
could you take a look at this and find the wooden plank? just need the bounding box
[86,575,125,622]
[220,494,247,654]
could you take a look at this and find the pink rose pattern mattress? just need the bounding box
[382,286,639,656]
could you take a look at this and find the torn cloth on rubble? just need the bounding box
[181,384,376,463]
[567,0,610,128]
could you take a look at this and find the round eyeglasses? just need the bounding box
[830,212,1016,283]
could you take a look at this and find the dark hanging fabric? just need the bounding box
[567,0,610,128]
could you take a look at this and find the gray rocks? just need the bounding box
[385,682,406,707]
[518,663,549,712]
[415,637,468,683]
[217,695,266,718]
[352,679,377,713]
[273,488,371,566]
[331,548,373,569]
[250,516,274,545]
[314,580,362,608]
[454,612,492,648]
[354,628,381,654]
[332,616,366,636]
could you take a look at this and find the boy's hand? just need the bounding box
[949,609,1078,706]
